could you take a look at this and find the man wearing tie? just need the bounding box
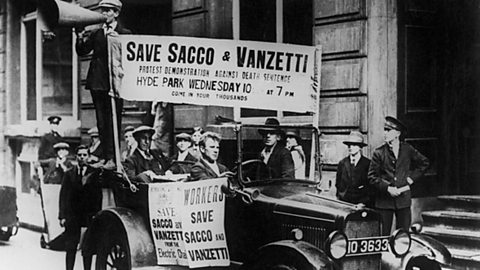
[335,131,372,206]
[75,0,131,168]
[59,145,101,270]
[368,116,430,235]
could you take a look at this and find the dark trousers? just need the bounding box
[91,90,123,160]
[377,207,411,235]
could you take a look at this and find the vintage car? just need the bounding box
[82,123,451,270]
[0,185,19,241]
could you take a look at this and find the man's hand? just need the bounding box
[407,177,414,185]
[59,219,66,227]
[143,170,157,179]
[387,186,401,197]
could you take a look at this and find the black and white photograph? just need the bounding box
[0,0,479,269]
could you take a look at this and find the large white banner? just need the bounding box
[148,178,229,268]
[116,35,318,113]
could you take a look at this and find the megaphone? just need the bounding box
[38,0,107,31]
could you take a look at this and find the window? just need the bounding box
[21,12,77,123]
[234,0,313,122]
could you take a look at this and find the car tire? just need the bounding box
[0,227,13,241]
[95,223,131,270]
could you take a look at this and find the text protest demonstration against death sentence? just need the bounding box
[117,35,318,113]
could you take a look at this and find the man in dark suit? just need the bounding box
[75,0,131,167]
[59,145,101,270]
[38,115,62,162]
[368,116,430,235]
[168,133,198,174]
[336,131,372,206]
[258,118,295,180]
[190,132,232,181]
[123,126,170,183]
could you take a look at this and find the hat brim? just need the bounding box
[343,141,367,147]
[258,128,284,136]
[133,130,155,138]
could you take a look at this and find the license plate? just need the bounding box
[346,236,389,256]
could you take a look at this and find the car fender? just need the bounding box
[241,240,334,270]
[83,207,157,268]
[381,233,452,269]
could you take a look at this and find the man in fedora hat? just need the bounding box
[123,126,170,183]
[75,0,131,167]
[258,118,294,180]
[368,116,429,235]
[335,131,372,206]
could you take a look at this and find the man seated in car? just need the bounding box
[168,132,198,174]
[123,125,170,183]
[258,118,295,179]
[189,132,233,181]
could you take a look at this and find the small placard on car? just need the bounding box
[347,236,389,256]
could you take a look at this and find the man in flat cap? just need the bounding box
[336,131,372,206]
[258,118,294,180]
[121,125,137,161]
[123,126,170,183]
[368,116,430,235]
[41,142,72,184]
[168,133,198,174]
[87,127,103,165]
[75,0,131,168]
[38,115,62,162]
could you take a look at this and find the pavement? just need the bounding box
[0,228,83,270]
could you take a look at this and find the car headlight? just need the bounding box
[325,231,348,260]
[389,229,411,256]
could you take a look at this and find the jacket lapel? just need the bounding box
[201,159,219,178]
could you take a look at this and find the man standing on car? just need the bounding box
[190,132,233,181]
[258,118,295,179]
[59,145,101,270]
[336,131,372,207]
[75,0,131,168]
[368,116,429,235]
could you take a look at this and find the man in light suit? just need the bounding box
[368,116,430,235]
[258,118,295,180]
[190,132,233,181]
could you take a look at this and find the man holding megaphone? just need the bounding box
[75,0,131,170]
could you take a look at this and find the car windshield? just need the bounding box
[206,123,321,185]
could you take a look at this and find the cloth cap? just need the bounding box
[53,142,70,150]
[176,133,192,142]
[285,131,301,142]
[258,118,284,136]
[124,125,135,133]
[133,125,155,138]
[384,116,407,132]
[343,131,367,147]
[87,127,99,137]
[47,115,62,125]
[98,0,122,10]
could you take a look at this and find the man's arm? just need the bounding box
[280,149,295,179]
[335,159,345,199]
[368,150,390,193]
[407,145,430,182]
[190,163,209,181]
[75,29,95,56]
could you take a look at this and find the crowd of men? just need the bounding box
[33,0,430,269]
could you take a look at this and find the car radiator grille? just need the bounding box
[281,223,327,248]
